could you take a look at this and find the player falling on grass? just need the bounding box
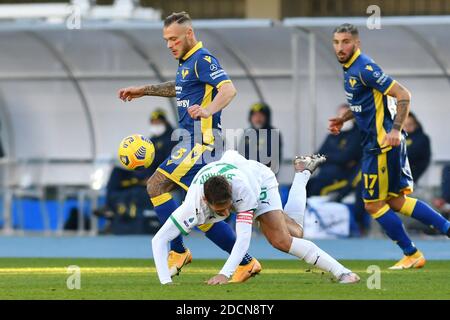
[330,24,450,270]
[152,150,360,285]
[118,12,260,282]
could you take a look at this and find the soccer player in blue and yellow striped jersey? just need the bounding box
[329,24,450,269]
[118,12,260,281]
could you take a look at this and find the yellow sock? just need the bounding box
[398,197,417,217]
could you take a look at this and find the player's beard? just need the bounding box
[179,40,192,60]
[337,45,356,64]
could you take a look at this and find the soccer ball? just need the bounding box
[118,134,155,170]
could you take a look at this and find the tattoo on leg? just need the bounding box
[147,172,176,198]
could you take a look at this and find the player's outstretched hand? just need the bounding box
[188,104,211,119]
[382,129,401,147]
[118,86,145,102]
[206,274,229,285]
[328,117,344,135]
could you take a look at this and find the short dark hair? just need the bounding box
[164,11,192,27]
[333,23,359,36]
[204,176,232,205]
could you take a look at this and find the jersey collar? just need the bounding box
[181,41,203,61]
[342,48,361,69]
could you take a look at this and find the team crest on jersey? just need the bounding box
[349,78,357,88]
[203,56,212,63]
[182,69,189,79]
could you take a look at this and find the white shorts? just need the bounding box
[254,178,283,218]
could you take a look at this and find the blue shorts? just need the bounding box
[157,142,222,191]
[361,140,414,202]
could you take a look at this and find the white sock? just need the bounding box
[288,237,351,279]
[284,170,311,226]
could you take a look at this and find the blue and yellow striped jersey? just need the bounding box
[342,49,397,154]
[175,41,231,146]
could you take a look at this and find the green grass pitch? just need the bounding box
[0,258,449,300]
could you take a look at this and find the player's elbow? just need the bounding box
[403,88,411,101]
[230,85,237,98]
[226,86,237,102]
[396,83,411,101]
[398,89,411,112]
[221,82,237,100]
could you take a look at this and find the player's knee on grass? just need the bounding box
[147,171,175,198]
[365,201,387,216]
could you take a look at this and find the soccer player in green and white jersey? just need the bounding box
[152,150,360,285]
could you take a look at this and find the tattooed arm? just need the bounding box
[118,81,176,101]
[382,81,411,147]
[341,108,355,122]
[392,99,410,130]
[143,81,176,97]
[387,81,412,131]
